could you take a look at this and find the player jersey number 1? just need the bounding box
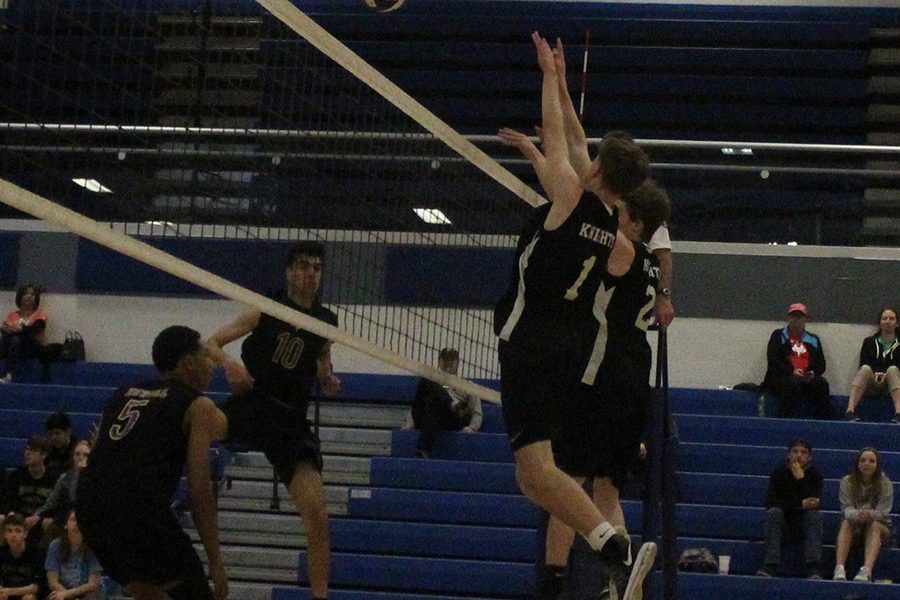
[272,331,305,369]
[565,256,597,301]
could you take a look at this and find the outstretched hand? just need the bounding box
[498,127,542,163]
[531,31,556,74]
[553,38,567,75]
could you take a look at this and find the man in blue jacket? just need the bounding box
[762,303,832,419]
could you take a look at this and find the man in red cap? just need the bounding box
[762,303,832,419]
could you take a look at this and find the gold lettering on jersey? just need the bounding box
[124,387,169,399]
[579,223,615,248]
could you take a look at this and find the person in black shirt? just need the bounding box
[0,512,43,600]
[843,308,900,422]
[76,326,228,600]
[43,412,77,481]
[206,240,340,600]
[496,33,653,600]
[403,348,483,457]
[0,436,55,548]
[545,181,669,599]
[757,438,824,578]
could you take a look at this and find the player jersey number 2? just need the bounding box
[109,398,151,440]
[635,285,657,332]
[564,256,597,301]
[272,332,305,369]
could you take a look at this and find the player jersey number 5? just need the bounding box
[108,398,150,440]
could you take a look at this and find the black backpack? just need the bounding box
[677,547,718,573]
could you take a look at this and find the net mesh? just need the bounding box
[0,0,539,380]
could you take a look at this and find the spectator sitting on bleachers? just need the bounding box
[44,510,104,600]
[26,440,90,542]
[756,438,824,579]
[402,348,482,458]
[0,512,44,600]
[1,284,49,384]
[44,412,77,481]
[833,446,894,582]
[843,308,900,423]
[761,303,832,419]
[0,437,56,548]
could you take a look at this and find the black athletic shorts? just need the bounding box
[222,390,323,486]
[499,341,574,452]
[76,501,212,600]
[553,360,651,488]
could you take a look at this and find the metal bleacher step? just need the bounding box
[218,565,298,584]
[225,581,275,600]
[313,403,408,429]
[186,510,308,548]
[226,453,372,485]
[217,481,349,515]
[208,545,300,570]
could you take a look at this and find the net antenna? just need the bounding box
[579,29,590,124]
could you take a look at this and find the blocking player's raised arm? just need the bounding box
[532,32,582,217]
[553,38,593,182]
[185,396,229,600]
[497,127,555,195]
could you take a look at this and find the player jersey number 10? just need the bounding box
[272,332,305,369]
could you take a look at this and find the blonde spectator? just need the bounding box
[833,447,894,582]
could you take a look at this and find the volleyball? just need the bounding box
[364,0,406,12]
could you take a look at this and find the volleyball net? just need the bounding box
[0,0,553,399]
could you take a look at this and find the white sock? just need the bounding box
[585,521,616,552]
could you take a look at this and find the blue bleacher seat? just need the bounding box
[370,456,518,495]
[297,552,533,596]
[0,437,24,469]
[346,487,539,528]
[330,517,535,562]
[679,442,900,480]
[676,414,900,451]
[391,429,512,462]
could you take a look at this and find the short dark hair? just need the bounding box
[788,437,812,452]
[152,325,202,373]
[438,348,459,361]
[286,241,325,267]
[44,411,71,431]
[595,131,650,196]
[4,512,26,529]
[620,180,671,243]
[26,435,50,454]
[15,283,41,309]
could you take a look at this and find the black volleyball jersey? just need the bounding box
[241,291,338,408]
[578,242,660,387]
[494,195,618,358]
[79,378,199,512]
